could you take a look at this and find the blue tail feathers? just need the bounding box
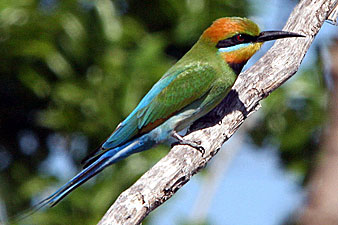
[16,134,156,222]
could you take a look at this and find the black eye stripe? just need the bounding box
[216,34,257,49]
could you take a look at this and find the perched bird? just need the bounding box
[28,17,304,212]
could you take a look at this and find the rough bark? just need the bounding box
[297,40,338,225]
[98,0,338,224]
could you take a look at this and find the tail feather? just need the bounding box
[13,134,156,222]
[13,154,113,223]
[47,154,112,206]
[81,146,112,169]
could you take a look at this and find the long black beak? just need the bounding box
[256,31,305,42]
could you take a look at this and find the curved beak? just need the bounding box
[256,31,305,42]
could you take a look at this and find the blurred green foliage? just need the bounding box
[249,57,327,180]
[0,0,254,224]
[0,0,328,224]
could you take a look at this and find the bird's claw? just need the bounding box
[172,140,205,156]
[185,140,205,156]
[171,132,205,156]
[196,146,205,156]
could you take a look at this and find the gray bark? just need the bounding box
[98,0,338,224]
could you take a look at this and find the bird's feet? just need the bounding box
[171,131,205,156]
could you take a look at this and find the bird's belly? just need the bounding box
[147,108,201,144]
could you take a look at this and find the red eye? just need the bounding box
[236,34,245,42]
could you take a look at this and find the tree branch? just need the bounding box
[98,0,337,224]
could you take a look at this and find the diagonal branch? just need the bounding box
[98,0,338,224]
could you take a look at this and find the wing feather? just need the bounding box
[82,63,217,165]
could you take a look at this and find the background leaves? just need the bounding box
[0,0,329,224]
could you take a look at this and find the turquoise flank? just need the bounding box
[218,43,252,53]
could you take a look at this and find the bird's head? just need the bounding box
[201,17,304,74]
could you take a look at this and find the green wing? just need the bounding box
[82,62,220,165]
[136,63,218,132]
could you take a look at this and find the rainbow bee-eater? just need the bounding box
[29,17,304,211]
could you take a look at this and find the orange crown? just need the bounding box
[202,17,260,43]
